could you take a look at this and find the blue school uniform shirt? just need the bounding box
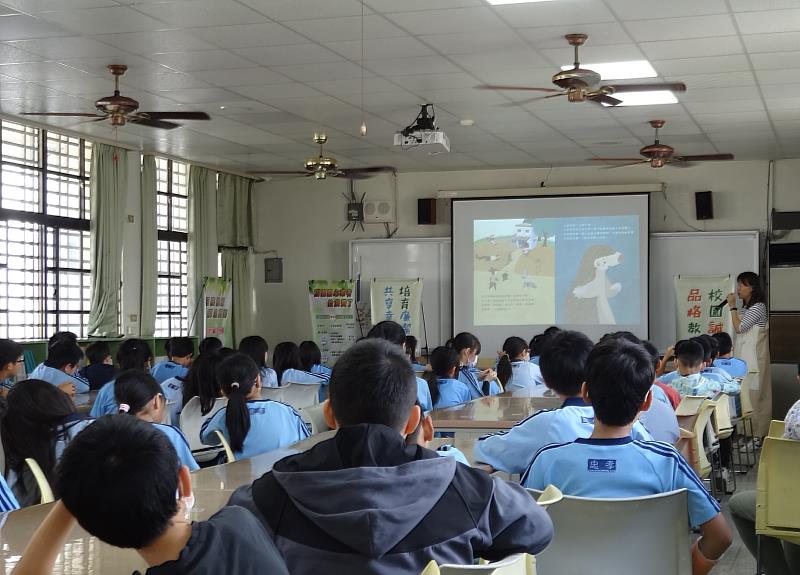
[474,397,653,474]
[260,367,279,388]
[668,372,739,398]
[434,377,473,410]
[714,357,747,378]
[639,385,680,444]
[161,376,185,426]
[200,399,310,461]
[90,379,118,418]
[416,377,433,413]
[0,474,19,512]
[410,362,427,372]
[151,360,189,385]
[311,364,332,377]
[279,368,326,387]
[701,367,736,387]
[152,422,199,471]
[435,444,469,466]
[28,364,89,394]
[505,360,544,393]
[458,366,501,400]
[523,437,721,528]
[530,356,540,366]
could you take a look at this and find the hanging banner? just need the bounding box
[674,275,734,341]
[370,278,423,337]
[203,277,233,348]
[309,280,358,366]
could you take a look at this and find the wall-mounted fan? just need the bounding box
[249,133,396,180]
[476,34,686,107]
[21,65,210,130]
[590,120,734,168]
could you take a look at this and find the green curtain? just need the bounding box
[221,248,252,345]
[188,165,217,338]
[87,143,127,337]
[217,172,253,248]
[139,155,157,337]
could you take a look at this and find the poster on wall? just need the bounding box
[309,280,358,366]
[203,277,233,348]
[370,278,423,337]
[673,275,733,342]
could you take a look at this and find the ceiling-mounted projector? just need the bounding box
[393,104,450,152]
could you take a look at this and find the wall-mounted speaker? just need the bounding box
[418,198,437,225]
[695,191,713,220]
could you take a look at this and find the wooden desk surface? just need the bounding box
[430,393,561,431]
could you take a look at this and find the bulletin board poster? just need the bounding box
[673,275,733,341]
[308,280,358,366]
[370,278,423,337]
[203,277,233,348]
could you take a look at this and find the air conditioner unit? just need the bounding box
[363,199,395,223]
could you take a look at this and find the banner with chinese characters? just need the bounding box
[308,280,358,366]
[203,277,233,348]
[674,275,733,341]
[370,278,423,337]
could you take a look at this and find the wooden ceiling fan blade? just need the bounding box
[589,94,622,106]
[604,160,648,169]
[605,82,687,93]
[475,84,562,93]
[128,117,181,130]
[138,111,210,120]
[500,93,566,107]
[673,154,734,162]
[342,166,396,174]
[21,112,104,117]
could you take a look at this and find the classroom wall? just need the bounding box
[251,158,800,346]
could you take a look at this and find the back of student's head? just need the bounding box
[117,339,153,371]
[642,341,660,372]
[167,337,193,359]
[56,415,180,548]
[449,332,481,356]
[329,339,415,431]
[85,341,111,365]
[366,321,406,346]
[497,336,528,385]
[585,338,654,426]
[181,352,223,414]
[700,334,719,361]
[405,335,418,363]
[676,340,704,369]
[539,330,593,395]
[115,370,162,417]
[217,353,259,453]
[298,340,322,371]
[711,332,733,356]
[690,336,712,364]
[48,331,77,348]
[423,346,460,407]
[0,379,77,494]
[239,335,269,369]
[44,341,83,370]
[0,338,23,368]
[272,342,301,382]
[198,336,223,355]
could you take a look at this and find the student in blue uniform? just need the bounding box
[404,335,427,372]
[711,332,747,378]
[28,341,90,395]
[151,337,194,384]
[181,351,225,417]
[90,339,153,418]
[450,332,501,398]
[201,353,309,461]
[693,335,735,384]
[160,373,185,426]
[299,340,332,378]
[272,342,328,389]
[366,321,433,412]
[474,330,652,474]
[423,346,472,410]
[668,340,740,397]
[528,326,560,366]
[14,415,290,575]
[523,337,733,575]
[199,336,223,355]
[1,379,92,507]
[78,342,117,391]
[639,341,680,444]
[497,336,543,392]
[0,474,18,512]
[406,401,470,466]
[0,338,24,396]
[114,369,198,471]
[238,335,278,388]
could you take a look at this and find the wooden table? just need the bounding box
[430,393,561,433]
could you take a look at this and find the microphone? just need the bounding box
[713,300,729,311]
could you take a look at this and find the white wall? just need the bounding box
[251,159,800,347]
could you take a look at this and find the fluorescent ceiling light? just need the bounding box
[487,0,557,4]
[562,60,657,80]
[601,91,678,107]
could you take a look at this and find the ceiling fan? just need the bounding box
[249,133,396,180]
[21,64,210,130]
[476,34,686,107]
[590,120,734,168]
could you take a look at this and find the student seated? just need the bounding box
[0,379,92,507]
[667,340,740,398]
[198,336,223,355]
[523,338,733,575]
[404,335,427,372]
[0,338,24,396]
[497,336,543,392]
[28,341,90,395]
[451,332,501,398]
[228,339,553,574]
[695,335,735,384]
[200,353,309,461]
[239,335,279,388]
[711,332,747,379]
[528,326,560,366]
[474,330,652,474]
[423,346,473,410]
[11,415,289,575]
[115,370,199,471]
[406,402,470,466]
[272,342,328,390]
[638,341,680,444]
[181,351,226,418]
[299,340,332,377]
[77,341,117,391]
[90,339,153,418]
[151,337,194,385]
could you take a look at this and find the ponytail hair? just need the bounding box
[114,370,161,416]
[217,353,258,453]
[116,339,153,371]
[423,346,459,408]
[497,336,528,386]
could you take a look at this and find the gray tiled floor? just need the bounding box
[716,463,757,575]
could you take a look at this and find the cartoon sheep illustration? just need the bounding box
[563,245,623,325]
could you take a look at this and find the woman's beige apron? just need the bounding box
[737,323,772,437]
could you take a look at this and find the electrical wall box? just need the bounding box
[363,200,395,223]
[264,257,283,283]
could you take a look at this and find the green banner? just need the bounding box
[203,277,233,348]
[309,280,358,366]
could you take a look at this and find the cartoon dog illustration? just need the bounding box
[564,245,623,325]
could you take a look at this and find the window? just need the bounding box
[0,120,92,340]
[155,157,189,337]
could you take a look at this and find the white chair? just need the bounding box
[280,382,320,410]
[423,553,529,575]
[214,430,236,463]
[299,402,331,435]
[531,489,691,575]
[179,396,227,464]
[261,386,286,402]
[25,458,54,504]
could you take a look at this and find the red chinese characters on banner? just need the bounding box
[687,288,701,302]
[707,322,723,334]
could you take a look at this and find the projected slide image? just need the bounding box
[473,219,555,326]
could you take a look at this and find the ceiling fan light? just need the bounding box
[360,121,367,136]
[602,90,678,107]
[562,60,656,81]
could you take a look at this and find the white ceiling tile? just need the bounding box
[735,9,800,34]
[420,30,529,56]
[0,0,117,10]
[93,29,217,53]
[229,83,325,102]
[29,75,120,97]
[693,111,769,125]
[193,67,291,87]
[625,15,737,42]
[756,68,800,84]
[469,65,555,86]
[489,0,615,27]
[272,60,365,82]
[326,36,434,61]
[119,72,212,91]
[57,55,164,78]
[364,55,461,77]
[468,149,538,166]
[0,61,93,81]
[363,0,481,12]
[150,50,253,72]
[750,51,800,70]
[383,7,508,36]
[135,1,268,27]
[451,48,550,75]
[651,55,751,76]
[685,99,765,115]
[384,72,480,94]
[744,31,800,53]
[639,36,744,60]
[233,43,343,67]
[0,14,72,41]
[539,43,646,68]
[679,85,761,103]
[665,71,756,89]
[6,36,130,59]
[283,14,406,43]
[608,0,729,18]
[0,42,42,63]
[307,76,402,97]
[516,23,631,48]
[190,23,307,50]
[341,90,420,110]
[238,0,368,22]
[35,6,165,35]
[157,87,240,104]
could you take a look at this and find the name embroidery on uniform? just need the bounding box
[581,416,594,424]
[249,407,266,415]
[587,458,616,472]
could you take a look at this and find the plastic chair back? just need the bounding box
[711,394,733,438]
[690,400,718,478]
[529,484,563,509]
[280,382,320,410]
[25,458,54,504]
[767,420,785,438]
[436,553,529,575]
[675,395,706,417]
[299,403,331,435]
[180,396,227,463]
[261,386,286,402]
[756,434,800,545]
[739,374,754,415]
[214,430,237,463]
